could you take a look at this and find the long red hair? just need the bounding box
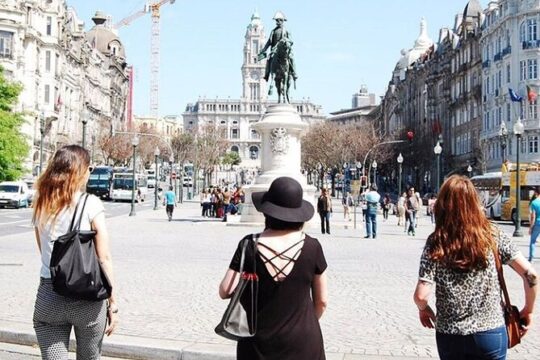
[426,175,495,270]
[32,145,90,228]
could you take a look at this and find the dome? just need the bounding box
[463,0,483,20]
[85,12,126,59]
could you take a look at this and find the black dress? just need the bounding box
[229,234,327,360]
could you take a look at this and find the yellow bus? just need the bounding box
[500,164,540,223]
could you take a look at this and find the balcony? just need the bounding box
[493,53,502,62]
[502,46,512,56]
[482,60,491,69]
[522,40,540,50]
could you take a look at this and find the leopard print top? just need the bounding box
[418,226,520,335]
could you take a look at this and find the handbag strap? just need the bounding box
[69,193,89,231]
[238,233,259,275]
[492,244,512,312]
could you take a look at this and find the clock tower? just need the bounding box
[241,11,267,102]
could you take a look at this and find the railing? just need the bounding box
[522,40,540,50]
[482,60,491,69]
[502,46,512,56]
[494,53,502,62]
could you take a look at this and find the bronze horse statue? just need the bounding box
[268,38,294,103]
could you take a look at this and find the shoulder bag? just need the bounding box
[215,234,259,340]
[50,193,112,301]
[492,246,523,348]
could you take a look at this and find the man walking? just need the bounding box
[317,188,332,234]
[405,186,419,236]
[529,187,540,262]
[163,186,176,221]
[364,183,381,239]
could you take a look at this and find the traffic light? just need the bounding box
[360,175,368,188]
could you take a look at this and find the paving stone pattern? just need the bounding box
[0,199,538,358]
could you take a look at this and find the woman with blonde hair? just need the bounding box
[32,145,118,359]
[413,175,537,360]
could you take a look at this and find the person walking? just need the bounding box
[342,191,353,221]
[32,145,118,360]
[364,183,381,239]
[219,177,328,360]
[405,186,419,236]
[413,175,537,360]
[427,194,437,225]
[222,187,232,222]
[317,188,332,234]
[163,185,176,221]
[397,192,406,227]
[382,193,391,221]
[528,186,540,262]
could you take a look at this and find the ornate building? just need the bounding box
[182,12,325,168]
[0,1,129,173]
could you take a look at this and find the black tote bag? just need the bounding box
[215,234,259,340]
[50,193,112,301]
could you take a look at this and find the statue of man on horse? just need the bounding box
[257,11,297,103]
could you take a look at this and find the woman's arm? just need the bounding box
[92,212,118,336]
[509,254,538,332]
[413,280,436,329]
[34,228,41,253]
[219,269,239,299]
[312,272,328,319]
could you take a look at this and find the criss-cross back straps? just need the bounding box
[258,238,304,281]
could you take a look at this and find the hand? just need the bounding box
[418,305,436,329]
[105,306,119,336]
[519,309,533,336]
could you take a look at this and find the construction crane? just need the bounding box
[114,0,176,118]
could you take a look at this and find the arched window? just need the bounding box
[249,146,259,160]
[231,145,239,153]
[520,21,527,43]
[527,19,538,41]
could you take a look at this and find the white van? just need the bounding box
[0,181,31,209]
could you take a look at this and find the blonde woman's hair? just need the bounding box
[32,145,90,228]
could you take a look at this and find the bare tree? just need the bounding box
[99,133,132,166]
[195,124,228,188]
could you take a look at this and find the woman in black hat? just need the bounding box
[219,176,328,360]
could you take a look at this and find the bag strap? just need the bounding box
[238,233,259,275]
[492,244,512,312]
[68,193,86,231]
[72,193,90,231]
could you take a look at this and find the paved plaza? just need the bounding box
[0,198,538,359]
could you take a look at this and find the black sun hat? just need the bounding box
[252,177,314,222]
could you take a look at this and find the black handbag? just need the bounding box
[215,234,259,340]
[50,193,112,301]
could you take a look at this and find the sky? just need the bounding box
[67,0,486,117]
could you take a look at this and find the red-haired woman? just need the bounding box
[32,145,118,359]
[413,175,537,360]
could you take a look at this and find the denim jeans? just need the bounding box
[365,211,377,238]
[530,224,540,261]
[319,211,330,233]
[407,210,417,234]
[436,326,507,360]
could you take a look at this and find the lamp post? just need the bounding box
[356,161,362,180]
[499,121,508,164]
[467,164,473,178]
[82,109,88,149]
[434,141,442,192]
[39,112,45,175]
[169,155,173,187]
[372,160,377,186]
[153,146,160,210]
[397,153,403,196]
[129,135,139,217]
[513,118,524,237]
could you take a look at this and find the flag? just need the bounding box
[509,88,523,102]
[54,95,62,112]
[527,85,538,103]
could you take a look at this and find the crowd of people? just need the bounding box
[199,186,245,222]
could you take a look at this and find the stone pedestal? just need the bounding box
[240,104,317,224]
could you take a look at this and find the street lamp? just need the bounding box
[467,164,473,178]
[169,155,174,187]
[434,141,442,192]
[499,121,508,163]
[129,135,139,217]
[356,161,362,180]
[372,160,378,186]
[39,112,45,175]
[82,109,89,149]
[397,153,403,196]
[513,118,524,237]
[153,146,160,211]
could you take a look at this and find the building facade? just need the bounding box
[0,1,129,173]
[182,12,325,168]
[480,0,540,172]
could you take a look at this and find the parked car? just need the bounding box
[0,181,31,209]
[183,176,193,187]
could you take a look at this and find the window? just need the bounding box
[530,100,538,119]
[528,59,538,79]
[520,21,527,42]
[520,60,527,81]
[506,64,511,83]
[521,136,527,154]
[44,84,50,103]
[46,16,52,36]
[527,19,538,42]
[231,145,239,153]
[0,31,13,58]
[249,146,259,160]
[507,103,511,122]
[250,129,259,139]
[529,136,538,154]
[252,40,258,55]
[45,51,51,72]
[231,128,239,139]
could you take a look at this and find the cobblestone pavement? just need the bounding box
[0,198,538,358]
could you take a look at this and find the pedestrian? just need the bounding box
[413,175,537,360]
[405,186,419,236]
[382,193,391,221]
[200,189,207,216]
[317,187,332,234]
[364,183,381,239]
[32,145,118,359]
[222,187,231,222]
[528,186,540,262]
[201,189,212,217]
[397,191,406,227]
[359,191,368,223]
[163,185,176,221]
[219,177,327,360]
[427,194,437,225]
[342,191,353,221]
